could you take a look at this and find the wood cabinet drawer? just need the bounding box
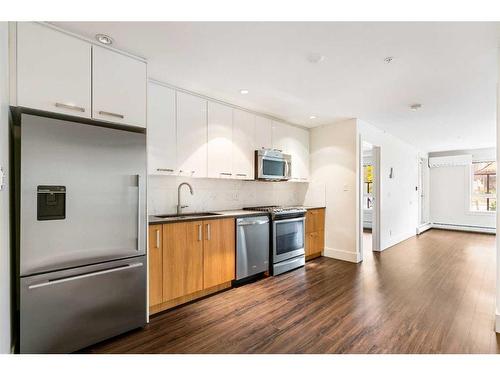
[305,208,325,233]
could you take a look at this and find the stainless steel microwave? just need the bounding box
[255,149,292,181]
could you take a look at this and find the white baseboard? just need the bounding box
[416,223,432,234]
[432,223,495,234]
[323,247,361,263]
[496,310,500,333]
[378,231,416,252]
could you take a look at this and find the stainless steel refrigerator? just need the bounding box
[14,113,147,353]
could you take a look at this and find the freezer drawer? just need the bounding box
[20,256,147,353]
[236,216,270,280]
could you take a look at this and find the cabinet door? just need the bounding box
[233,109,255,179]
[255,115,272,150]
[148,225,163,307]
[306,231,324,257]
[305,208,325,233]
[163,221,203,301]
[92,46,147,128]
[207,101,233,178]
[17,22,91,118]
[289,126,310,181]
[203,218,235,289]
[147,82,177,175]
[271,120,290,153]
[176,92,208,178]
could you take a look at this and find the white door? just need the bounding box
[255,115,272,150]
[17,22,91,118]
[92,46,147,128]
[233,109,255,179]
[147,82,176,175]
[176,91,207,178]
[207,101,233,178]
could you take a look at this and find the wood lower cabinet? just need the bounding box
[162,221,203,301]
[203,218,235,289]
[148,225,163,307]
[149,218,235,314]
[305,208,326,260]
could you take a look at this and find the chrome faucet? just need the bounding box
[177,182,194,215]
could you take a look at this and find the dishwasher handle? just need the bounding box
[237,220,269,226]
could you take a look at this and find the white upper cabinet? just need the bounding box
[272,120,291,153]
[255,116,273,150]
[272,120,309,181]
[207,101,233,178]
[16,22,92,118]
[92,46,147,128]
[176,91,208,178]
[147,82,176,175]
[233,109,255,179]
[289,126,310,181]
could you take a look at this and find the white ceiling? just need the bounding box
[53,22,500,152]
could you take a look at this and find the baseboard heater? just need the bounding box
[431,222,496,234]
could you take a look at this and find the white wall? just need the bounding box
[0,22,11,353]
[358,120,421,251]
[305,119,360,263]
[148,176,308,215]
[429,148,496,230]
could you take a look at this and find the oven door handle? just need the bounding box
[273,216,306,224]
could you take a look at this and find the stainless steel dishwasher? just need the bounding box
[236,215,270,281]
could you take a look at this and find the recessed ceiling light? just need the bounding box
[384,56,395,64]
[307,53,326,64]
[409,103,422,111]
[240,89,249,95]
[309,115,317,120]
[95,34,113,45]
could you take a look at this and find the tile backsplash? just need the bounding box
[148,176,310,215]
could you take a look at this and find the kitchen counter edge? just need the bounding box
[148,210,267,225]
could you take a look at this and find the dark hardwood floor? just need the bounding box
[82,229,499,354]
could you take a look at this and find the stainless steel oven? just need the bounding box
[255,149,292,181]
[273,217,305,263]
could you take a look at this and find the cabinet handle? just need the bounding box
[236,173,247,177]
[206,223,211,241]
[155,229,160,248]
[55,102,85,112]
[220,172,232,176]
[99,110,124,119]
[198,224,202,241]
[156,168,174,172]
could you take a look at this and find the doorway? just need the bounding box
[417,157,431,234]
[359,141,381,260]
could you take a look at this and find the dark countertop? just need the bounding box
[148,206,326,225]
[148,209,266,225]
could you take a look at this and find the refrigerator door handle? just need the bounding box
[28,262,144,289]
[137,174,142,252]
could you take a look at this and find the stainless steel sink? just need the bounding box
[154,212,222,219]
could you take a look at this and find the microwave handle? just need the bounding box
[284,160,290,178]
